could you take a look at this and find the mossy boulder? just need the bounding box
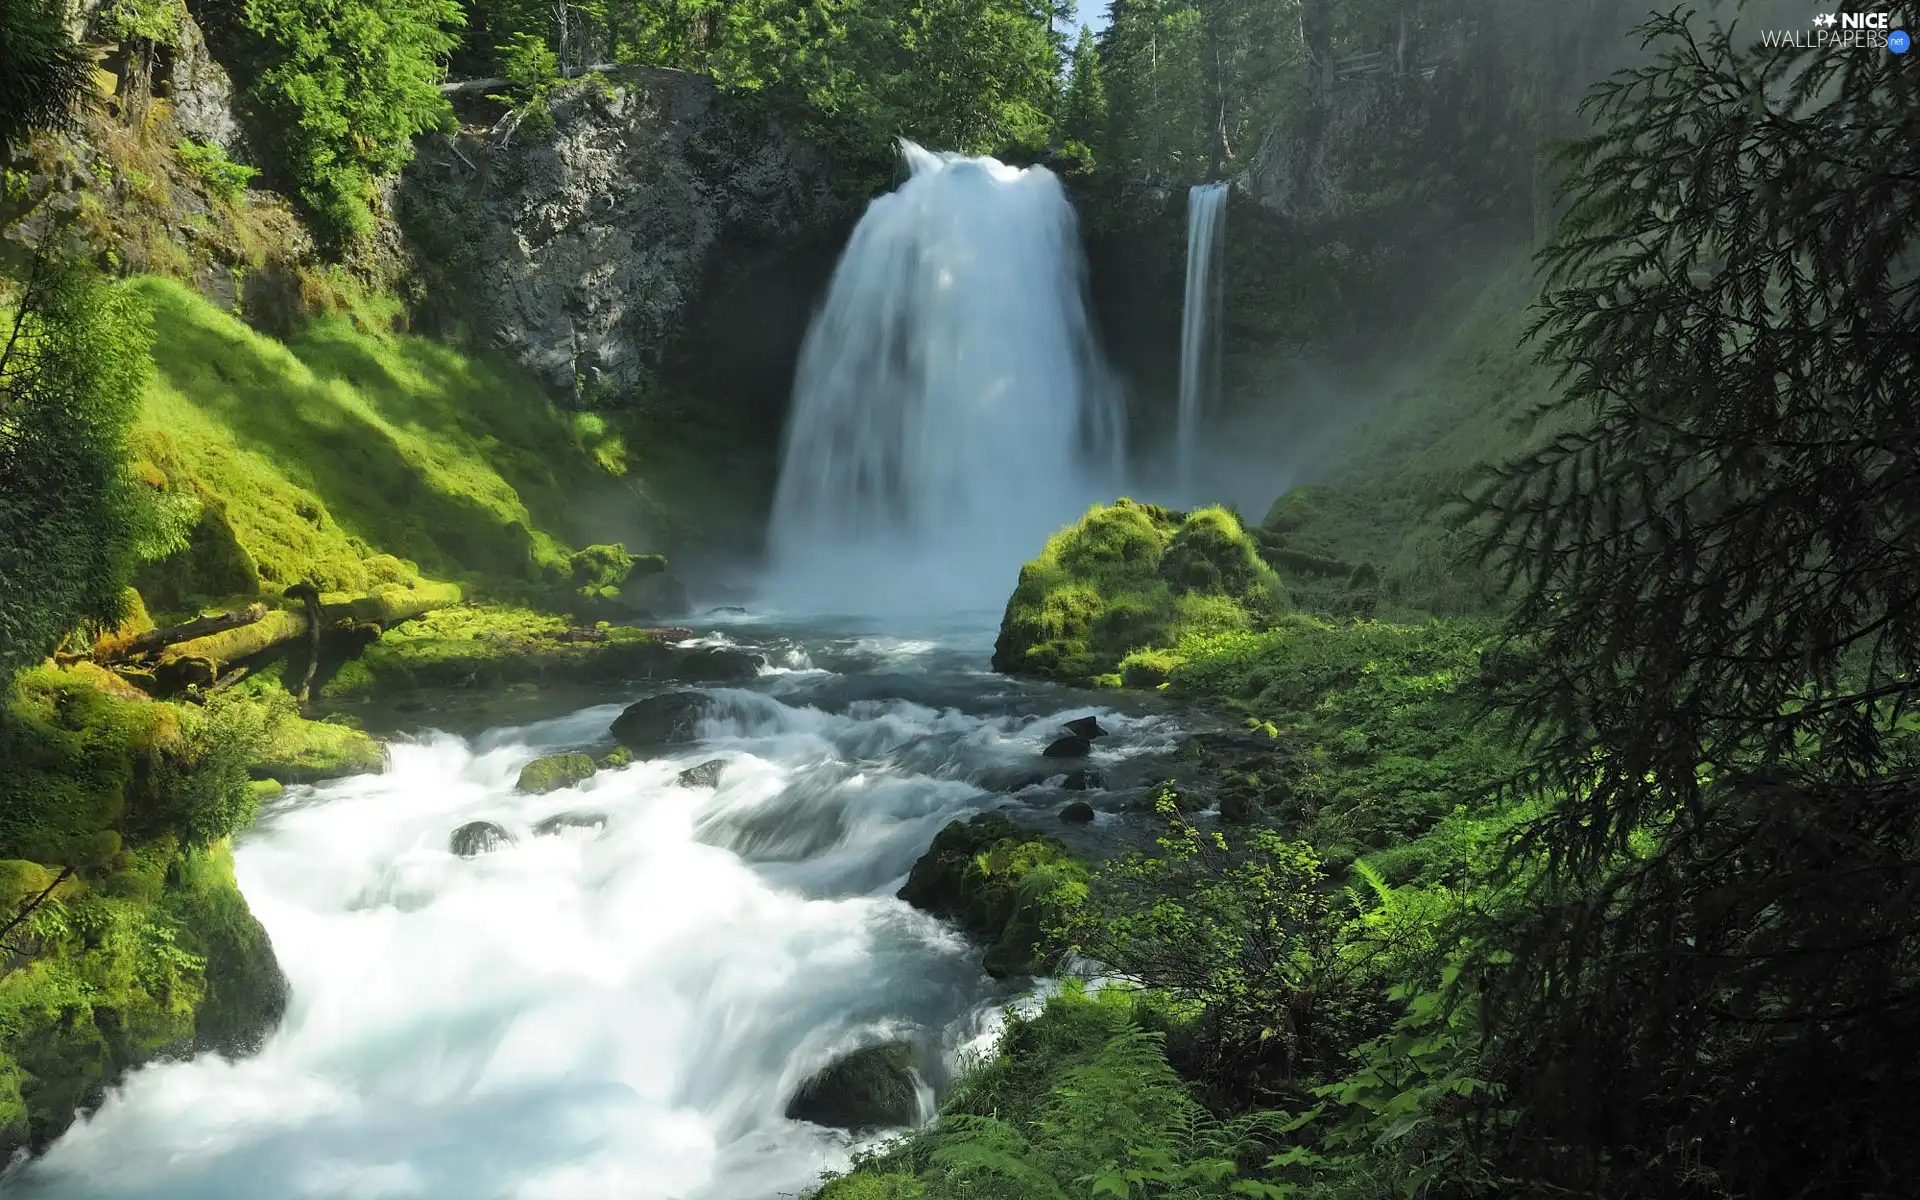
[250,714,384,783]
[515,752,597,794]
[993,500,1285,683]
[785,1042,921,1132]
[609,692,709,751]
[898,814,1084,979]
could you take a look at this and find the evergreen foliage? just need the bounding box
[0,0,95,148]
[0,255,156,687]
[1458,12,1920,1196]
[238,0,464,245]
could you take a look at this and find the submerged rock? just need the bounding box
[785,1042,921,1132]
[1043,734,1093,759]
[1060,800,1096,824]
[1063,715,1109,740]
[449,821,516,857]
[1062,767,1104,791]
[676,758,728,788]
[531,811,610,837]
[515,752,597,794]
[609,692,709,750]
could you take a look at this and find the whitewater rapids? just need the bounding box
[13,622,1179,1199]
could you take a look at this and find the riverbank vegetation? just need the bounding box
[818,10,1919,1200]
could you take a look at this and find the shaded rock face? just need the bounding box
[515,751,597,794]
[609,692,709,750]
[162,6,243,154]
[399,66,848,402]
[1060,800,1096,824]
[785,1042,921,1132]
[1063,715,1109,740]
[450,821,516,857]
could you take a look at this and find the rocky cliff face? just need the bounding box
[400,68,853,405]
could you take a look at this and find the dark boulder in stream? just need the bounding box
[1062,715,1109,739]
[785,1042,921,1131]
[610,692,710,750]
[450,821,516,857]
[1043,734,1093,758]
[1060,800,1096,824]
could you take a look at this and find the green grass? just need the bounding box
[127,277,642,605]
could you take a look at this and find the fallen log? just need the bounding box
[152,582,465,677]
[94,604,267,663]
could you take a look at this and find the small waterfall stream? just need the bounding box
[1176,182,1229,490]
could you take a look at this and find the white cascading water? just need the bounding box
[769,142,1124,612]
[1176,181,1229,490]
[11,628,1181,1199]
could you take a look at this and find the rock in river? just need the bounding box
[785,1042,921,1131]
[532,811,610,837]
[1062,715,1109,740]
[1043,734,1093,759]
[610,692,709,750]
[677,758,728,788]
[450,821,515,857]
[515,752,597,794]
[1060,800,1096,825]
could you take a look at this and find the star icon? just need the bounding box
[1812,11,1837,26]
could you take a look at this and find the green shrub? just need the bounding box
[240,0,464,246]
[175,139,260,205]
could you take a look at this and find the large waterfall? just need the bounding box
[1176,181,1229,488]
[768,142,1124,612]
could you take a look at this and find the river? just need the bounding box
[14,612,1185,1199]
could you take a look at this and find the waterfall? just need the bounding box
[1176,181,1229,489]
[768,142,1124,612]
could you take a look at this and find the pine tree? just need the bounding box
[1466,13,1920,1196]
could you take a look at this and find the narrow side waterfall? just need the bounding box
[769,142,1124,612]
[1176,181,1229,488]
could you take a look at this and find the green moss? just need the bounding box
[993,501,1282,682]
[516,751,597,794]
[251,712,384,783]
[125,277,646,602]
[897,814,1086,979]
[0,672,287,1156]
[315,604,688,700]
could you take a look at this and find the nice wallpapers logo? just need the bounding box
[1761,9,1912,51]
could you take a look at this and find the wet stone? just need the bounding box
[1062,715,1109,740]
[1043,734,1093,759]
[450,821,515,857]
[1060,800,1096,824]
[676,758,727,788]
